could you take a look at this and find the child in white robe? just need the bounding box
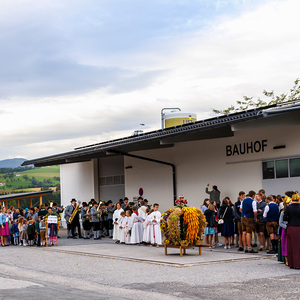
[142,208,152,244]
[149,203,162,246]
[112,203,124,243]
[118,211,126,244]
[130,206,143,244]
[125,210,133,244]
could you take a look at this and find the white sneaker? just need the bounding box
[218,243,223,246]
[224,246,227,249]
[228,246,231,249]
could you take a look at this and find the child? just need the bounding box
[46,207,59,246]
[142,208,152,245]
[149,204,162,246]
[125,210,132,244]
[11,219,20,245]
[39,217,46,246]
[204,204,216,249]
[17,217,24,245]
[118,211,126,244]
[130,206,143,244]
[21,219,28,246]
[27,219,35,246]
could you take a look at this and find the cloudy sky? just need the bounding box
[0,0,299,160]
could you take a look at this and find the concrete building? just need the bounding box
[23,101,300,212]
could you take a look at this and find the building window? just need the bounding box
[275,160,288,178]
[290,158,300,177]
[263,157,300,179]
[263,161,275,179]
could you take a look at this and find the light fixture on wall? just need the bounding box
[125,166,133,169]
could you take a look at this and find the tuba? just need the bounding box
[69,201,81,224]
[96,201,104,218]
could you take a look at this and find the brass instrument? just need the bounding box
[86,204,92,222]
[69,201,81,224]
[49,201,54,208]
[96,201,104,218]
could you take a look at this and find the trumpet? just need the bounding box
[49,201,54,208]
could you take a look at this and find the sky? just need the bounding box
[0,0,300,160]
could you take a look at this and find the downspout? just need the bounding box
[109,150,177,205]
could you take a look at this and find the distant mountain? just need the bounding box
[0,158,27,168]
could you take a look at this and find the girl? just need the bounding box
[204,204,216,249]
[20,219,28,246]
[0,207,10,246]
[17,217,24,245]
[279,198,290,265]
[219,197,234,249]
[130,206,143,244]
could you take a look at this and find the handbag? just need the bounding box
[218,207,228,225]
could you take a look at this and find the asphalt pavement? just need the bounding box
[0,229,299,299]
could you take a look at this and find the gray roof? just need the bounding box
[0,190,53,201]
[22,100,300,167]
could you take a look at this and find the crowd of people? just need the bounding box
[203,185,300,269]
[65,197,162,246]
[0,203,62,247]
[1,188,299,269]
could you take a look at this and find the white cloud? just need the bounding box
[0,0,299,160]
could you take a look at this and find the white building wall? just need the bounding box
[124,122,300,212]
[60,159,98,209]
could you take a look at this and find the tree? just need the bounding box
[213,78,300,115]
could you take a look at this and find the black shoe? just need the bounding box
[109,236,113,239]
[238,247,244,251]
[249,249,258,253]
[67,236,70,239]
[267,250,276,254]
[245,249,248,253]
[79,236,84,239]
[72,236,77,239]
[57,236,61,238]
[252,243,258,247]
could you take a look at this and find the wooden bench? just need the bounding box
[164,244,208,257]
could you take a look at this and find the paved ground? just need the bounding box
[0,229,299,299]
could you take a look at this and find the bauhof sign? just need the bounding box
[226,140,268,157]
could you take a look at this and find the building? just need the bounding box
[23,101,300,212]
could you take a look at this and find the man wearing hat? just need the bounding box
[90,201,101,240]
[64,198,81,239]
[106,200,116,238]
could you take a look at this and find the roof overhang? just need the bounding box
[22,101,300,167]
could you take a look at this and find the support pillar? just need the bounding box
[39,195,43,206]
[29,198,32,207]
[17,199,20,208]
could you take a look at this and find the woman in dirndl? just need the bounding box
[0,207,10,246]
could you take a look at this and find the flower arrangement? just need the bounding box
[160,195,206,246]
[175,195,188,207]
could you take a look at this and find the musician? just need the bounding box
[99,202,105,238]
[106,200,116,238]
[81,202,91,239]
[122,197,130,211]
[91,201,101,240]
[64,199,82,239]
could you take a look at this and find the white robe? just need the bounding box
[142,214,152,243]
[112,208,124,240]
[130,213,143,244]
[149,210,162,245]
[118,216,126,243]
[125,215,133,244]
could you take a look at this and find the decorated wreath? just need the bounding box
[160,195,206,246]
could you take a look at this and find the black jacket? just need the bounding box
[283,203,300,226]
[204,209,216,228]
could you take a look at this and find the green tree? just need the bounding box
[213,78,300,115]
